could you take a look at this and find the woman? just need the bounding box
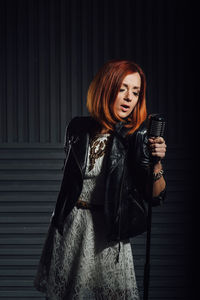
[34,59,166,300]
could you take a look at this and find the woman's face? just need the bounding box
[113,72,141,119]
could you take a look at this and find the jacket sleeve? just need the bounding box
[61,116,79,170]
[51,117,76,229]
[132,123,166,206]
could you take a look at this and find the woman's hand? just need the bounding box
[148,137,167,197]
[148,137,167,160]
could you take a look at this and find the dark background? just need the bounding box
[0,0,195,299]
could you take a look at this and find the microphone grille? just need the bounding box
[148,114,166,137]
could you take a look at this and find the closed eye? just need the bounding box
[119,89,139,96]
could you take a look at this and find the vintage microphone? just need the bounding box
[143,114,166,300]
[147,114,165,139]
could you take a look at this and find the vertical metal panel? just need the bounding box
[28,0,40,143]
[60,0,69,140]
[5,0,18,143]
[38,0,50,143]
[0,0,7,142]
[0,0,188,144]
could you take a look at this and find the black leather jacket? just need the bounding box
[52,116,166,241]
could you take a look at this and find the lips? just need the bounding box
[120,104,130,112]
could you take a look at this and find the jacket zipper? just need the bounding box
[71,138,84,181]
[116,166,125,263]
[108,153,124,175]
[133,197,145,214]
[62,136,79,169]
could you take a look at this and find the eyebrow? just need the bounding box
[122,83,140,90]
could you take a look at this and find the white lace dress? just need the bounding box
[34,133,140,300]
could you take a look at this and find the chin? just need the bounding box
[118,112,130,119]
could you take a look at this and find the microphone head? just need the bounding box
[147,114,166,137]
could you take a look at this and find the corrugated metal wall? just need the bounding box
[0,0,195,299]
[0,0,191,145]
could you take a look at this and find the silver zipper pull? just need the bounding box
[62,136,79,170]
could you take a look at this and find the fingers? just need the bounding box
[151,151,166,159]
[148,137,167,159]
[148,137,165,144]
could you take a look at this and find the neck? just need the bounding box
[99,128,110,134]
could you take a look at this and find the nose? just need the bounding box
[124,90,132,102]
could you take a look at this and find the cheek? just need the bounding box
[131,98,139,109]
[128,100,138,115]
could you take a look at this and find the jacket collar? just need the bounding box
[113,121,129,147]
[105,121,129,173]
[69,117,100,175]
[70,117,129,175]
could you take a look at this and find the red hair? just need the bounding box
[86,59,147,135]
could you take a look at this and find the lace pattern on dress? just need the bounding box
[34,134,140,300]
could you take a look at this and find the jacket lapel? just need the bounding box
[106,122,129,173]
[71,131,89,175]
[69,116,98,175]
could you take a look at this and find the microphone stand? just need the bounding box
[143,158,156,300]
[143,114,165,300]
